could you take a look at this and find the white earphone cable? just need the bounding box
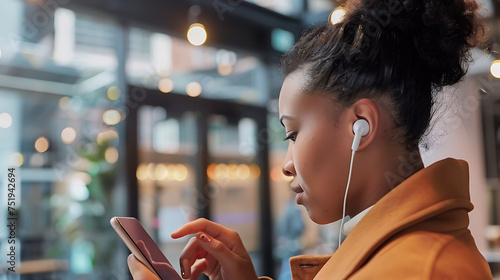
[338,149,356,249]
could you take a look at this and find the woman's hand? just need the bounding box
[127,240,182,280]
[171,218,259,280]
[128,253,159,279]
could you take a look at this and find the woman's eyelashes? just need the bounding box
[283,132,297,142]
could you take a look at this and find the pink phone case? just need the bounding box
[110,217,182,280]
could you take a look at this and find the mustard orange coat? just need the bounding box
[261,158,492,279]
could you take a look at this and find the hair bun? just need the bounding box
[343,0,483,88]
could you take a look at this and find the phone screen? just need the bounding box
[111,217,182,280]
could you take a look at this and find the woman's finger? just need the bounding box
[171,218,230,239]
[193,232,240,268]
[188,259,208,280]
[172,218,245,253]
[127,254,159,280]
[179,237,202,279]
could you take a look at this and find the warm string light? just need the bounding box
[11,153,24,167]
[186,82,202,97]
[96,130,119,145]
[61,127,77,144]
[159,78,174,93]
[329,7,346,25]
[187,23,207,46]
[136,163,264,182]
[136,163,189,182]
[154,164,168,181]
[0,113,13,128]
[105,147,119,164]
[217,63,233,76]
[187,5,207,46]
[491,60,500,79]
[103,110,121,125]
[35,137,50,153]
[207,163,260,181]
[58,97,71,110]
[107,86,121,100]
[136,164,148,181]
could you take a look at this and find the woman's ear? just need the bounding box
[348,99,380,151]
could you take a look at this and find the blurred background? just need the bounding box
[0,0,499,279]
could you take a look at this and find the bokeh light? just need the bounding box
[187,23,207,46]
[159,78,174,93]
[491,60,500,79]
[11,153,24,167]
[0,113,13,128]
[207,163,254,180]
[215,164,229,180]
[104,147,119,164]
[186,82,202,97]
[237,164,251,180]
[329,7,346,25]
[137,163,190,182]
[30,153,45,167]
[249,164,261,179]
[147,163,156,180]
[173,164,188,181]
[207,163,217,180]
[228,163,239,180]
[96,130,119,145]
[103,110,121,125]
[58,97,71,110]
[35,137,50,153]
[166,164,176,181]
[107,86,121,100]
[217,63,233,76]
[61,127,77,144]
[154,163,168,181]
[136,164,148,181]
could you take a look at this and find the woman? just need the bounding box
[128,0,493,278]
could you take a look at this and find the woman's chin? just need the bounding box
[307,210,340,225]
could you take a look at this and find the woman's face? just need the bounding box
[279,70,353,224]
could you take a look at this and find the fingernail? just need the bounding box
[199,233,211,242]
[180,264,185,277]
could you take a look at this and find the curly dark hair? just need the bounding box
[280,0,483,149]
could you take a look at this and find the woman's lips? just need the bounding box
[291,184,304,204]
[295,192,304,204]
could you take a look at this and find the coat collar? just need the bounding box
[292,158,473,280]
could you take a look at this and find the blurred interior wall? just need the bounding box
[422,76,489,251]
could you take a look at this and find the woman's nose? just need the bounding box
[281,149,295,177]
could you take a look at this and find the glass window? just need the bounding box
[127,27,270,106]
[0,3,124,278]
[134,93,272,275]
[136,105,200,274]
[207,115,263,270]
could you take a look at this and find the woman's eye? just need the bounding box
[283,133,297,142]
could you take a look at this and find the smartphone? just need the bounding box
[110,217,182,280]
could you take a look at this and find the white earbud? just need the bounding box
[339,119,370,248]
[351,119,370,151]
